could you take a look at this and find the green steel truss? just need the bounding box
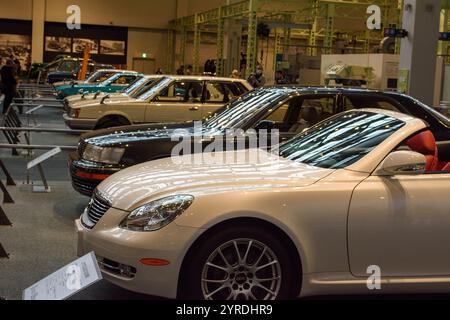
[168,0,450,75]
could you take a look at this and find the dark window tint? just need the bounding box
[276,111,405,169]
[236,82,250,94]
[260,95,336,134]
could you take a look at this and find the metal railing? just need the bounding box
[0,106,82,192]
[0,159,13,260]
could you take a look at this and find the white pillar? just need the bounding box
[31,0,45,63]
[399,0,441,106]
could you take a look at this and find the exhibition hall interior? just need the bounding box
[1,0,450,303]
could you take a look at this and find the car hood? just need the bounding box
[58,83,97,91]
[53,80,83,87]
[70,95,136,109]
[70,93,133,107]
[97,148,334,211]
[85,125,219,147]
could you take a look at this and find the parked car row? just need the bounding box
[38,57,115,84]
[63,75,252,129]
[56,70,450,300]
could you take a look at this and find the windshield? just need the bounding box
[416,99,450,127]
[125,77,150,95]
[86,70,116,83]
[136,77,172,101]
[275,111,405,169]
[127,77,159,97]
[99,73,124,86]
[204,89,289,129]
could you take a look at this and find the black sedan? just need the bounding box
[69,87,450,196]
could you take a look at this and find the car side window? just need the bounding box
[204,82,240,103]
[205,82,227,103]
[344,95,402,112]
[157,81,203,103]
[225,83,242,97]
[59,60,77,72]
[259,95,336,134]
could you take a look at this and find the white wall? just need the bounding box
[127,28,167,72]
[45,0,176,29]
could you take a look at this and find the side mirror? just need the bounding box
[374,151,426,176]
[255,120,275,131]
[100,95,110,104]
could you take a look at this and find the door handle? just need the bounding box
[189,107,199,111]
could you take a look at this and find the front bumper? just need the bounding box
[63,113,97,130]
[69,152,121,196]
[75,209,202,299]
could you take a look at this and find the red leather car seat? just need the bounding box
[443,163,450,171]
[407,130,439,171]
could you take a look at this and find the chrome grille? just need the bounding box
[87,192,111,224]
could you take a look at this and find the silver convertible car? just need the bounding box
[76,109,450,300]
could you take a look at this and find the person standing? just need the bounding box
[247,66,266,88]
[0,59,18,114]
[176,65,184,75]
[185,65,193,75]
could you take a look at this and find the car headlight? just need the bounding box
[119,195,194,232]
[82,144,125,164]
[69,108,80,118]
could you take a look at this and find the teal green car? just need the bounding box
[56,72,143,98]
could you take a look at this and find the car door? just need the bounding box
[348,162,450,277]
[144,80,203,123]
[202,81,242,118]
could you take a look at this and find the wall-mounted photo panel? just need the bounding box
[45,36,71,53]
[73,38,99,54]
[100,40,126,56]
[0,33,31,71]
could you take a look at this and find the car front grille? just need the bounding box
[69,164,99,197]
[86,191,111,225]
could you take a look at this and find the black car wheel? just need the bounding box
[180,225,298,300]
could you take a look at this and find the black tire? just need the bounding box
[179,225,299,300]
[95,117,130,130]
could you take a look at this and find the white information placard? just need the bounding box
[22,252,102,300]
[27,147,62,170]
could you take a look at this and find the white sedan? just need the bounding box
[75,109,450,300]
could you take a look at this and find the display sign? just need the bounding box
[22,252,102,300]
[27,147,62,170]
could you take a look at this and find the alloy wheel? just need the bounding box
[201,238,282,300]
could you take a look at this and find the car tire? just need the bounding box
[95,117,130,129]
[180,225,299,300]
